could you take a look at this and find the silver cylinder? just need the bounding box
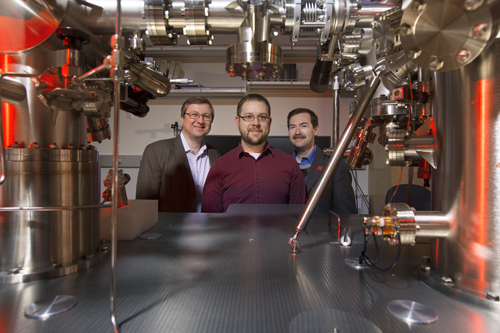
[414,212,450,238]
[0,1,105,283]
[432,38,500,297]
[0,148,101,282]
[0,77,27,106]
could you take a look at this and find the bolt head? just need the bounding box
[400,24,412,36]
[411,0,427,12]
[464,0,483,11]
[456,49,471,64]
[429,57,444,71]
[472,23,488,39]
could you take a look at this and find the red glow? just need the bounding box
[1,55,15,148]
[475,79,491,290]
[0,8,58,53]
[434,238,439,266]
[2,103,15,148]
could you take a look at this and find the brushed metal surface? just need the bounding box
[0,149,101,280]
[387,300,438,325]
[25,295,78,320]
[0,207,499,332]
[432,38,500,300]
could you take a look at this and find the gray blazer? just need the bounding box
[136,135,220,212]
[306,146,357,214]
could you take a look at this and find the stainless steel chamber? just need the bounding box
[429,38,500,301]
[0,0,107,283]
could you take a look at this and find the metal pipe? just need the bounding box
[0,76,26,106]
[356,4,400,28]
[110,1,122,332]
[332,76,340,147]
[294,72,382,234]
[76,56,113,83]
[414,212,451,238]
[0,204,110,212]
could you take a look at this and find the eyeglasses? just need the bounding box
[184,112,212,121]
[238,115,270,122]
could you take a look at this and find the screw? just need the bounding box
[411,0,427,12]
[164,10,169,19]
[52,263,63,269]
[407,48,421,59]
[49,142,59,149]
[429,57,444,71]
[11,141,20,148]
[30,142,40,149]
[456,49,471,64]
[400,24,412,36]
[472,23,488,39]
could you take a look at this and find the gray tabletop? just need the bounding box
[1,204,499,332]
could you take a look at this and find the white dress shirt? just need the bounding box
[180,132,211,212]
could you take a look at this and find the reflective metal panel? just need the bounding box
[432,39,500,299]
[0,149,101,283]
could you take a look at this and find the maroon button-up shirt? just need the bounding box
[201,143,306,212]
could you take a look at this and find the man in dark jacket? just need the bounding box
[287,108,357,214]
[136,96,220,212]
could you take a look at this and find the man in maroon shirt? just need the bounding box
[201,94,306,213]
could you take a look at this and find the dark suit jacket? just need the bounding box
[136,135,220,212]
[305,146,357,214]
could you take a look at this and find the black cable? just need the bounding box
[358,225,402,272]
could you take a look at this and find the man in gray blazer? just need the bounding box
[136,96,220,212]
[288,108,357,214]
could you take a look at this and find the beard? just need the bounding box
[240,128,267,147]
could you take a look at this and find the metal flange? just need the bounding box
[400,0,494,71]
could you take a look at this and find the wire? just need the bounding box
[358,225,402,272]
[389,167,403,204]
[350,167,375,214]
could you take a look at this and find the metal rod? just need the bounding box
[0,204,111,212]
[76,56,112,82]
[110,1,122,332]
[332,76,340,147]
[294,73,382,233]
